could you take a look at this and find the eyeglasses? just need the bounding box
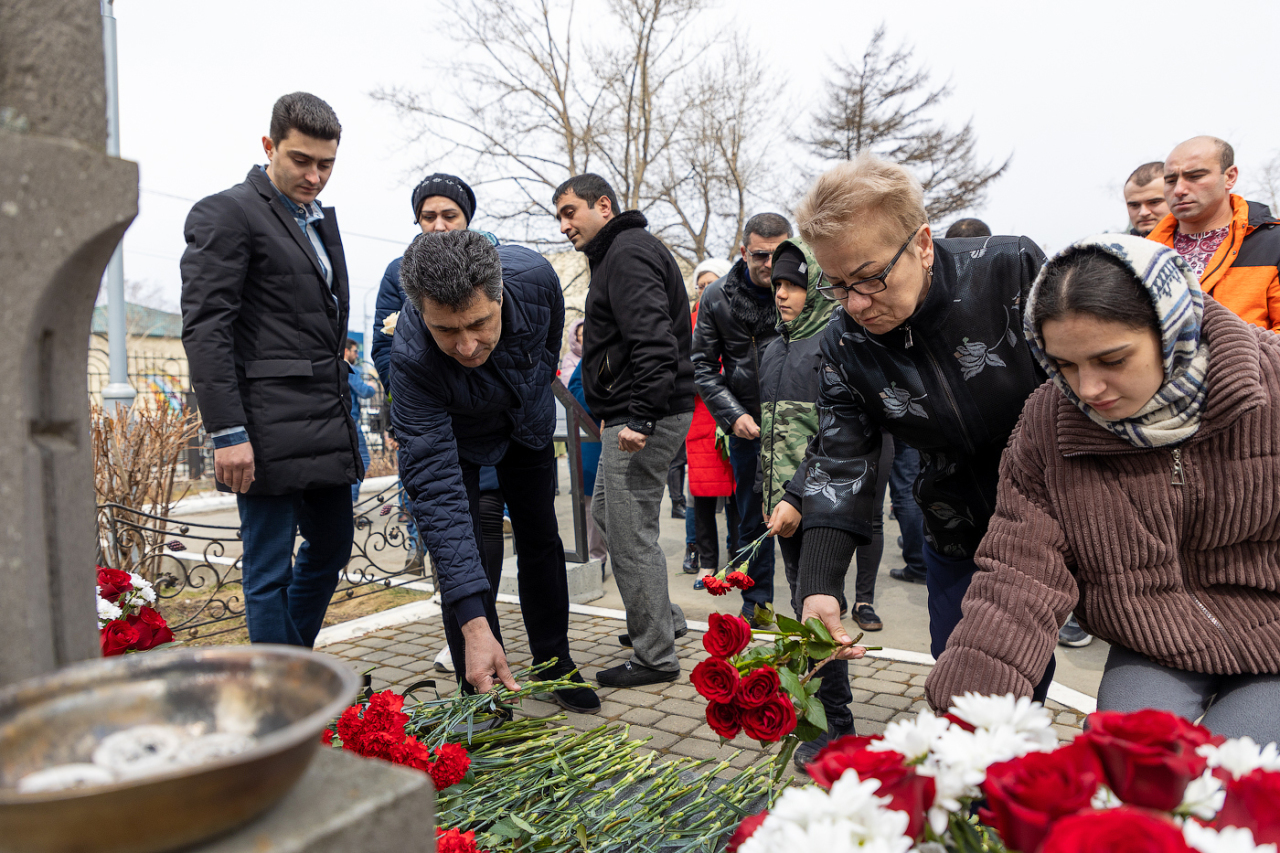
[817,225,923,301]
[746,250,774,261]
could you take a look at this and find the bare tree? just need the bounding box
[799,24,1009,220]
[1246,150,1280,214]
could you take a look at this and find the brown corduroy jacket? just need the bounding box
[926,299,1280,709]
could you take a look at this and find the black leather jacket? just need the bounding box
[691,259,780,430]
[793,236,1048,582]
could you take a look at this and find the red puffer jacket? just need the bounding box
[686,304,735,497]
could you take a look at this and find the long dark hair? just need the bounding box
[1032,247,1158,335]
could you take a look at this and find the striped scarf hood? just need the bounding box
[1025,233,1210,448]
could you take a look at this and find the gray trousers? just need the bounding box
[594,412,693,672]
[1097,644,1280,744]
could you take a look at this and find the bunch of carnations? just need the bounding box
[324,689,471,792]
[727,698,1280,853]
[96,565,175,657]
[436,827,489,853]
[699,531,769,596]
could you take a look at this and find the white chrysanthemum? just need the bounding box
[97,595,122,625]
[1184,821,1278,853]
[739,775,912,853]
[1179,769,1227,821]
[948,693,1056,748]
[1198,737,1280,780]
[870,709,951,762]
[381,311,400,335]
[1090,785,1122,810]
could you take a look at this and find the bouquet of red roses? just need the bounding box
[95,565,175,656]
[726,698,1280,853]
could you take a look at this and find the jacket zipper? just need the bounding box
[904,323,914,348]
[1170,447,1184,485]
[598,353,616,391]
[921,339,974,454]
[1200,225,1242,289]
[764,336,783,509]
[1172,445,1239,661]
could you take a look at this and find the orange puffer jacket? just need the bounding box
[1148,195,1280,331]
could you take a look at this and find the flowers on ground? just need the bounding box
[96,565,174,656]
[325,690,471,792]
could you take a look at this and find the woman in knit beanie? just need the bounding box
[926,234,1280,743]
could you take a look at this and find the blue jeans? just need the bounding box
[922,542,1056,704]
[236,484,355,647]
[729,435,774,613]
[889,442,926,573]
[352,428,370,504]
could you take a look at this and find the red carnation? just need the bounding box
[427,742,471,790]
[1039,807,1193,853]
[100,619,140,656]
[736,666,781,709]
[726,571,754,590]
[702,575,732,596]
[703,612,752,658]
[706,701,742,739]
[97,567,134,603]
[436,827,480,853]
[740,694,797,743]
[806,735,885,789]
[691,658,740,703]
[980,740,1104,853]
[726,811,768,853]
[321,729,335,746]
[1219,769,1280,846]
[1081,709,1222,811]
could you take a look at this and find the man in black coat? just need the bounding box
[554,174,695,687]
[691,212,793,622]
[180,92,361,647]
[390,230,599,713]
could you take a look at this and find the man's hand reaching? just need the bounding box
[460,616,520,692]
[799,594,866,661]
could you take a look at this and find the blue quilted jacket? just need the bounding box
[389,244,563,621]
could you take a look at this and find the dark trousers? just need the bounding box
[441,441,573,691]
[922,542,1056,704]
[691,494,740,570]
[729,435,774,613]
[236,484,355,647]
[779,530,853,731]
[667,444,686,509]
[889,442,926,572]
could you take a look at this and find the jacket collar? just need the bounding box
[582,210,648,266]
[856,242,957,347]
[1055,299,1267,456]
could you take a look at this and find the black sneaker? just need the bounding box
[618,627,688,647]
[681,546,700,575]
[854,603,883,632]
[596,660,680,688]
[793,721,855,773]
[1058,614,1093,648]
[890,566,927,585]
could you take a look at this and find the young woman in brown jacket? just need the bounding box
[926,234,1280,743]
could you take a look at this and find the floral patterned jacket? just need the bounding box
[788,236,1047,560]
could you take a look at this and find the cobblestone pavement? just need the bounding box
[321,601,1089,778]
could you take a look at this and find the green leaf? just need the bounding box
[807,641,835,660]
[576,824,589,850]
[777,665,803,700]
[803,677,822,696]
[489,817,524,839]
[792,719,823,743]
[510,815,538,834]
[777,638,801,657]
[776,614,804,635]
[752,602,776,627]
[803,695,828,731]
[804,617,835,644]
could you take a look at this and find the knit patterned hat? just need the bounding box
[410,173,476,225]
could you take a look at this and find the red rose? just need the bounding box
[1039,807,1193,853]
[980,740,1104,853]
[736,666,781,709]
[427,742,471,790]
[702,575,731,596]
[1081,709,1222,811]
[807,735,884,788]
[703,612,752,658]
[805,740,933,838]
[97,567,134,603]
[1219,769,1280,846]
[691,658,740,703]
[740,694,797,743]
[136,606,174,648]
[706,701,742,739]
[726,811,768,853]
[100,619,140,656]
[436,827,479,853]
[726,571,755,590]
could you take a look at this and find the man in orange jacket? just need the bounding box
[1147,136,1280,331]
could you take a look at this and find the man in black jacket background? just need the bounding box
[554,174,695,687]
[390,230,599,713]
[691,213,793,621]
[180,92,361,647]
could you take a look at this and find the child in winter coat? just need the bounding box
[759,238,894,771]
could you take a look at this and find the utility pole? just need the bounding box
[100,0,136,412]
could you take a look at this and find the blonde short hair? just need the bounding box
[795,152,927,248]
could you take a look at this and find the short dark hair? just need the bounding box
[400,230,503,312]
[269,92,342,145]
[1032,247,1158,337]
[742,213,793,244]
[345,338,359,350]
[1126,161,1165,188]
[945,218,992,238]
[553,174,619,216]
[1213,138,1235,171]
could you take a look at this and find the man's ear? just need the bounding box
[262,136,274,158]
[1224,164,1239,192]
[597,195,614,219]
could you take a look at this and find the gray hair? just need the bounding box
[400,230,503,312]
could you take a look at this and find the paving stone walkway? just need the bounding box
[321,601,1088,777]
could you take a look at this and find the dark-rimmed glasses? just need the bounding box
[817,225,923,301]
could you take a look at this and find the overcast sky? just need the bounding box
[109,0,1280,341]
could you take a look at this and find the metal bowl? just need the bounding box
[0,645,360,853]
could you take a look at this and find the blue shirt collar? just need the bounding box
[258,164,324,223]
